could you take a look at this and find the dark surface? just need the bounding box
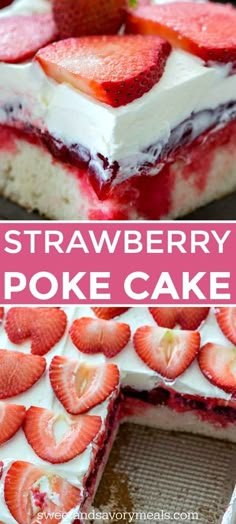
[0,192,236,221]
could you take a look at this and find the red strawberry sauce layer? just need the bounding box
[1,113,236,219]
[122,387,236,428]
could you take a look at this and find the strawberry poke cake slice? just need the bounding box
[1,0,236,219]
[0,306,236,522]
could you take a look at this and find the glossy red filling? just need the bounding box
[1,119,236,220]
[123,387,236,428]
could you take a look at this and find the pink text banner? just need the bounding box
[0,221,235,305]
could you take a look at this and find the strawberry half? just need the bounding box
[0,13,58,63]
[198,343,236,395]
[36,35,171,108]
[23,406,101,464]
[5,307,67,356]
[4,461,81,524]
[49,357,120,414]
[70,317,131,358]
[0,402,26,445]
[0,307,4,322]
[52,0,126,39]
[92,307,130,320]
[215,307,236,345]
[149,307,209,330]
[0,350,46,399]
[126,2,236,63]
[134,325,200,379]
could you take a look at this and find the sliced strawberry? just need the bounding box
[198,343,236,395]
[134,325,200,379]
[5,307,67,356]
[0,307,4,322]
[49,357,120,414]
[149,308,178,329]
[149,307,209,330]
[0,461,3,480]
[0,402,26,444]
[215,307,236,345]
[0,0,14,7]
[0,13,58,64]
[4,461,81,524]
[70,317,131,358]
[0,350,46,399]
[92,307,129,320]
[52,0,126,39]
[126,2,236,63]
[23,406,101,464]
[36,35,171,108]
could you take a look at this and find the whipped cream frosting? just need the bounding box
[0,305,234,523]
[0,0,236,184]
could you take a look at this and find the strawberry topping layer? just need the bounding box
[134,325,200,379]
[0,13,58,64]
[70,317,131,358]
[23,406,102,464]
[5,307,67,356]
[36,35,171,107]
[0,402,26,445]
[4,461,82,524]
[126,2,236,63]
[49,357,120,414]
